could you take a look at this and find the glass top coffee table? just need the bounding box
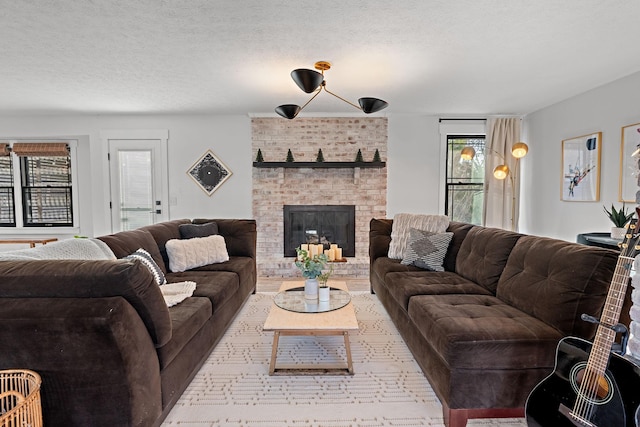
[263,281,359,375]
[274,286,351,313]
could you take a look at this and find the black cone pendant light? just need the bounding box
[275,61,388,119]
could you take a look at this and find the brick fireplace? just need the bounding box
[252,117,387,277]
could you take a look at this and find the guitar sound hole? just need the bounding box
[570,362,614,405]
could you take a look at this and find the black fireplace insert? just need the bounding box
[283,205,355,257]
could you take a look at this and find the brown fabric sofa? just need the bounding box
[369,218,630,427]
[0,218,256,427]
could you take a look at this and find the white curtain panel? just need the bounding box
[483,117,521,231]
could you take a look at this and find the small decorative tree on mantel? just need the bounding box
[255,149,264,162]
[316,149,325,162]
[286,149,294,162]
[355,149,364,163]
[372,149,381,163]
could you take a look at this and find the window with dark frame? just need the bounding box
[445,135,486,225]
[0,155,15,226]
[21,155,73,227]
[0,142,75,228]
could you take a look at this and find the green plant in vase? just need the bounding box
[295,248,328,278]
[295,248,328,300]
[317,262,334,288]
[603,203,634,239]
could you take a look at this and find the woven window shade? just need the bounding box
[0,143,10,157]
[12,143,69,157]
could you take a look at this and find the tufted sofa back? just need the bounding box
[454,226,523,294]
[496,235,619,338]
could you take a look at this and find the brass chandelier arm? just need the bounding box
[298,88,324,112]
[323,87,363,111]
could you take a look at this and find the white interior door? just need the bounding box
[108,139,168,231]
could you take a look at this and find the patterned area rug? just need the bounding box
[162,292,527,427]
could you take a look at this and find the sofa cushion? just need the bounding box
[454,226,522,294]
[401,229,453,271]
[386,271,492,311]
[408,294,562,370]
[165,235,229,272]
[442,222,475,272]
[0,259,172,347]
[157,296,212,369]
[179,221,219,239]
[165,271,240,311]
[388,213,449,259]
[192,219,257,258]
[140,219,191,271]
[98,229,167,274]
[496,235,617,338]
[371,257,425,287]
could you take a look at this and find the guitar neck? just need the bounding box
[586,252,633,375]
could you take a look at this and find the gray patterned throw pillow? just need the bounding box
[400,228,453,271]
[124,248,167,285]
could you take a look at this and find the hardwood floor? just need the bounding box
[257,277,371,293]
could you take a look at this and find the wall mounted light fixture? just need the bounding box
[275,61,388,119]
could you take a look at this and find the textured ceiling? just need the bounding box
[1,0,640,116]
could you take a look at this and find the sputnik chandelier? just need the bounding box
[275,61,389,119]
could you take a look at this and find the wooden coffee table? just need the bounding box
[263,280,359,375]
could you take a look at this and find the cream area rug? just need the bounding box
[162,292,527,427]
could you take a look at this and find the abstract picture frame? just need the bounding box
[187,149,232,196]
[561,132,601,202]
[619,122,640,202]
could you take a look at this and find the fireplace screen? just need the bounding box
[283,205,355,257]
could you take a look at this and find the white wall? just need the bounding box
[0,114,251,238]
[522,71,640,241]
[0,112,441,240]
[386,115,441,216]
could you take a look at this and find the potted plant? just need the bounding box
[603,203,634,239]
[317,263,334,301]
[295,248,328,300]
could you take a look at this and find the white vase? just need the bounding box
[319,286,330,302]
[304,278,319,300]
[611,227,626,240]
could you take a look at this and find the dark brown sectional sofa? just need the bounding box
[369,218,631,427]
[0,218,256,427]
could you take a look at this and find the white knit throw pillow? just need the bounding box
[388,213,450,259]
[165,235,229,272]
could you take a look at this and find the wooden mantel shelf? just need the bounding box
[253,161,386,169]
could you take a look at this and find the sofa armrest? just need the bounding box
[0,259,172,347]
[369,218,393,263]
[0,297,162,427]
[193,219,257,259]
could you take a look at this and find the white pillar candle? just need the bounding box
[335,247,342,260]
[309,245,317,257]
[330,244,338,251]
[324,249,331,259]
[300,244,309,253]
[328,248,336,261]
[318,244,324,256]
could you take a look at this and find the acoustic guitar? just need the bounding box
[525,214,640,427]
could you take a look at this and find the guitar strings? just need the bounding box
[572,250,631,421]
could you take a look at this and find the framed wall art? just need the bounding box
[187,149,232,196]
[561,132,601,202]
[619,122,640,202]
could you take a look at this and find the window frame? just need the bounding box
[0,139,79,233]
[444,134,486,224]
[438,119,487,223]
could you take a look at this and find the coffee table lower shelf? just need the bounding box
[268,329,354,376]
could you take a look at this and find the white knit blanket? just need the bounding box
[160,281,197,307]
[0,238,116,261]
